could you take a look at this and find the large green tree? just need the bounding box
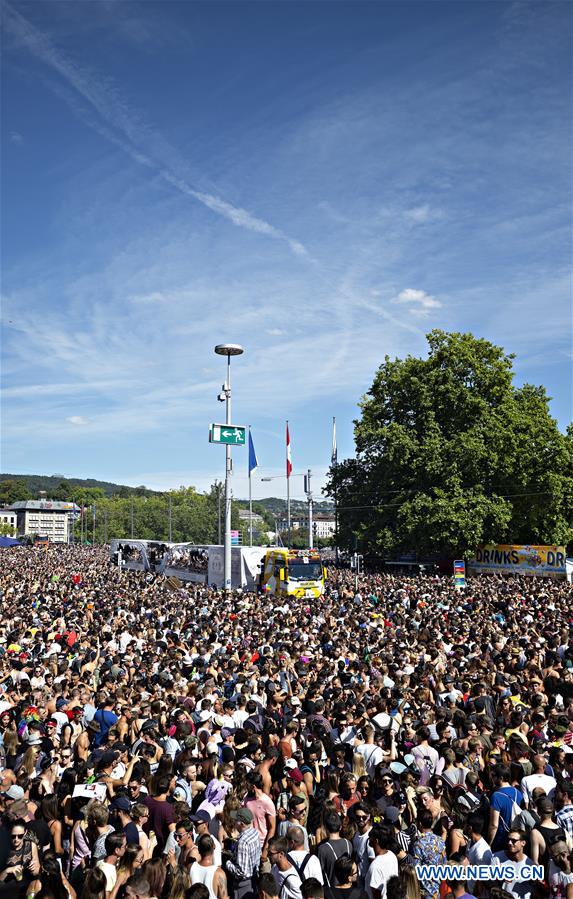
[328,331,573,557]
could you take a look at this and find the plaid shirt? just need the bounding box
[556,804,573,840]
[227,826,261,880]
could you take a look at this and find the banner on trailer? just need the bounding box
[453,559,466,589]
[468,544,566,577]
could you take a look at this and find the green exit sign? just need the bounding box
[209,424,246,446]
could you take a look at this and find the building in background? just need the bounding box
[0,508,18,532]
[10,500,80,543]
[312,515,336,540]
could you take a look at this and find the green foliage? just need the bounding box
[0,479,32,505]
[66,483,242,546]
[0,522,17,537]
[328,330,573,557]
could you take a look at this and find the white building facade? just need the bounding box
[10,500,79,543]
[0,509,18,531]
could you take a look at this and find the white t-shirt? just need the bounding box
[96,860,117,892]
[492,851,535,899]
[272,864,303,899]
[287,848,324,884]
[520,772,557,805]
[548,860,573,899]
[467,837,493,892]
[353,828,375,881]
[355,743,385,778]
[365,851,399,899]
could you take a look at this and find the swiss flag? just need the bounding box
[286,422,292,479]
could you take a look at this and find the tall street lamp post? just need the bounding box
[214,343,244,593]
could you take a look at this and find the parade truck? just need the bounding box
[258,547,326,599]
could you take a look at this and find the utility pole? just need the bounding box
[130,498,134,538]
[217,484,222,544]
[304,469,313,549]
[92,504,96,545]
[168,495,173,542]
[104,508,108,544]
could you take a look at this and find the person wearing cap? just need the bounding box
[111,794,139,846]
[51,697,70,737]
[225,808,261,899]
[191,810,223,866]
[529,796,566,868]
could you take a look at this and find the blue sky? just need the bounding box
[1,0,571,501]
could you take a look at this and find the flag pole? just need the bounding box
[332,416,339,564]
[249,425,253,547]
[286,420,291,548]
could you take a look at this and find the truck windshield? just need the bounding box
[288,561,322,581]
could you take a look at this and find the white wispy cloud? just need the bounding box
[391,288,442,316]
[66,415,90,426]
[2,2,307,258]
[403,205,443,224]
[9,130,23,144]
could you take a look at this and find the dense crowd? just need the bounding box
[0,545,572,899]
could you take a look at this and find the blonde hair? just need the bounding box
[352,752,366,778]
[401,864,422,899]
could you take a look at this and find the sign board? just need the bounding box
[231,530,241,545]
[209,424,246,446]
[468,545,566,578]
[453,559,466,589]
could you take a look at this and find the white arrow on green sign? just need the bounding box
[209,423,246,445]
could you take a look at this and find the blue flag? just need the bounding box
[248,429,258,474]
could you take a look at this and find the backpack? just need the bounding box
[450,784,482,816]
[497,788,522,831]
[286,852,311,881]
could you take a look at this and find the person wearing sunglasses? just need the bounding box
[492,829,535,899]
[0,818,41,889]
[351,803,374,884]
[329,855,362,899]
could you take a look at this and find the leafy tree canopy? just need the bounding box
[328,330,573,557]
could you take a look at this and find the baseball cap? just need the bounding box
[287,769,303,784]
[221,728,236,740]
[284,758,298,770]
[2,785,24,801]
[231,808,253,824]
[190,810,211,824]
[56,697,69,710]
[383,806,400,824]
[110,795,132,812]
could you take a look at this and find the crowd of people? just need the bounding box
[0,544,571,899]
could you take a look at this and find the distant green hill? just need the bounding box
[0,473,157,499]
[0,474,334,515]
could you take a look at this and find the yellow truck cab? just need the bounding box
[259,548,326,599]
